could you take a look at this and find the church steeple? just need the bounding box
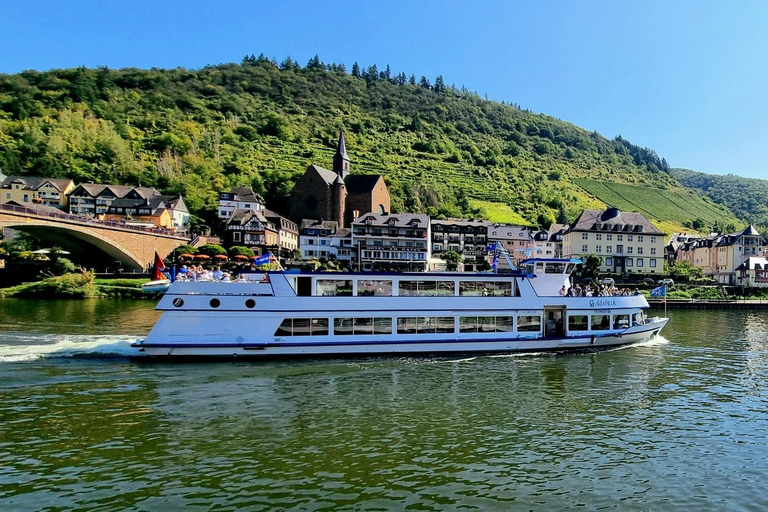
[333,131,350,180]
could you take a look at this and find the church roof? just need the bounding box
[345,174,381,194]
[307,164,339,185]
[335,131,349,161]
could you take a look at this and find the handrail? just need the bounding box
[0,202,189,239]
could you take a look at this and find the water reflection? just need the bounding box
[1,307,768,510]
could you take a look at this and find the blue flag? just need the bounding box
[650,285,667,297]
[486,242,498,252]
[254,254,271,265]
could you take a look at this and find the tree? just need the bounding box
[351,62,361,78]
[306,54,322,69]
[384,64,392,82]
[198,244,227,257]
[174,244,198,255]
[228,246,255,258]
[419,75,431,89]
[583,254,603,277]
[556,204,569,224]
[440,250,462,271]
[434,75,445,93]
[409,74,417,85]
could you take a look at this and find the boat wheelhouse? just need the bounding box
[134,259,668,358]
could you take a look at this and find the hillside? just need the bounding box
[0,55,740,232]
[671,168,768,231]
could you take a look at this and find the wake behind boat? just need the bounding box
[133,258,668,359]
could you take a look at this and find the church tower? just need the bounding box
[333,131,351,180]
[332,174,347,228]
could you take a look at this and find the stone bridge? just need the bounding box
[0,203,190,270]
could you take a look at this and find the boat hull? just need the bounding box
[134,319,667,359]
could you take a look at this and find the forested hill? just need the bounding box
[0,55,739,231]
[671,168,768,230]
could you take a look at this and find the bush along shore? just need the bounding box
[0,273,160,299]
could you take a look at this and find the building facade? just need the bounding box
[563,208,665,275]
[68,184,158,217]
[1,176,75,209]
[261,208,299,259]
[218,187,264,220]
[223,209,278,256]
[487,224,535,269]
[104,195,188,230]
[429,219,491,271]
[351,213,430,272]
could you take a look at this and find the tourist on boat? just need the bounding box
[213,266,224,280]
[559,285,567,296]
[235,274,247,283]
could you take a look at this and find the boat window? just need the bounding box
[591,315,610,331]
[399,281,455,297]
[459,317,478,333]
[398,317,455,334]
[545,263,566,274]
[568,315,589,331]
[397,317,417,334]
[274,318,330,337]
[357,280,393,296]
[613,315,630,329]
[275,319,292,336]
[333,318,354,335]
[496,316,515,332]
[479,317,496,333]
[292,318,311,336]
[517,316,541,332]
[460,316,514,333]
[632,312,644,326]
[317,280,353,296]
[374,318,392,335]
[436,317,455,333]
[460,281,512,297]
[311,318,329,336]
[566,264,576,274]
[353,318,374,335]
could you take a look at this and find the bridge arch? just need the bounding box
[0,206,189,271]
[6,223,145,270]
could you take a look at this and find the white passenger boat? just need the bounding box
[133,259,668,359]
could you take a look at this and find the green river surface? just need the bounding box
[1,299,768,511]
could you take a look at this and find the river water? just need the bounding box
[1,299,768,511]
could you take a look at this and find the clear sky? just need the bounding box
[2,0,768,180]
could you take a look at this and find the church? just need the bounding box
[289,132,390,228]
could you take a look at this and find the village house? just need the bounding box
[104,195,189,230]
[532,223,567,259]
[217,187,264,220]
[0,176,76,209]
[223,209,278,257]
[298,219,355,266]
[429,218,491,271]
[260,208,299,259]
[736,257,768,288]
[351,212,430,272]
[289,132,390,227]
[487,224,535,269]
[67,184,158,217]
[563,207,665,275]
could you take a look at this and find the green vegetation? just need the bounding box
[0,55,724,230]
[573,179,740,233]
[671,168,768,232]
[0,272,98,298]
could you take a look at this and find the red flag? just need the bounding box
[152,251,166,281]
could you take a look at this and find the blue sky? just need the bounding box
[2,0,768,180]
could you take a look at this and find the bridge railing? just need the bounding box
[0,202,189,238]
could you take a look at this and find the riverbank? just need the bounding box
[0,274,158,299]
[648,298,768,309]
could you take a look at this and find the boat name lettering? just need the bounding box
[589,299,617,308]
